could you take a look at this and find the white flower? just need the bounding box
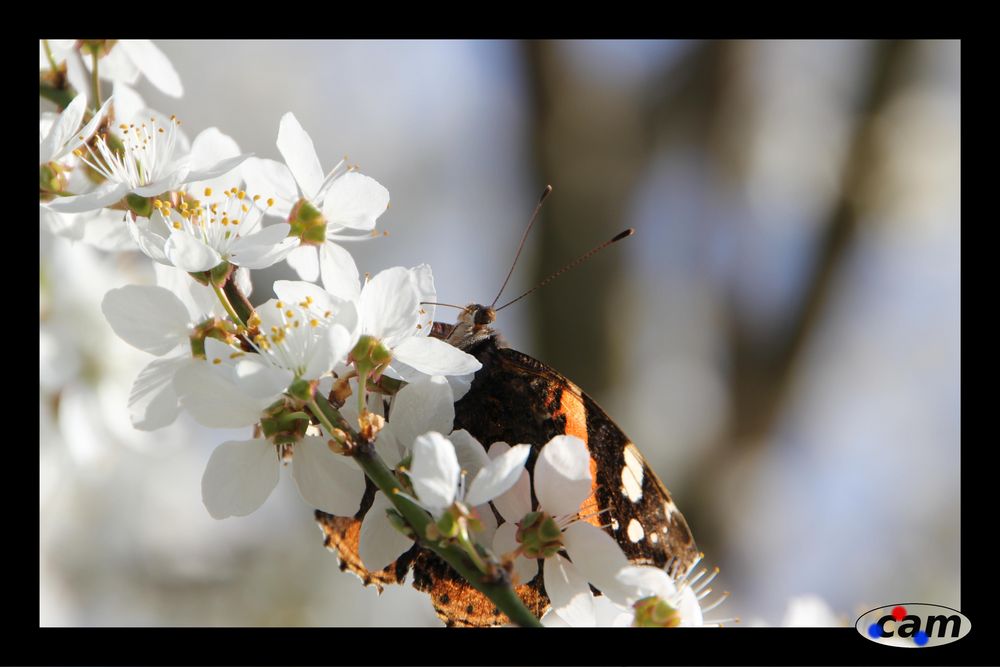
[242,112,389,300]
[201,434,364,520]
[491,435,632,626]
[616,564,706,627]
[356,376,528,571]
[357,265,481,380]
[128,187,296,273]
[100,266,219,430]
[175,281,358,418]
[88,39,183,98]
[38,93,110,166]
[48,111,249,214]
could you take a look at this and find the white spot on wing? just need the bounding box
[649,532,659,543]
[610,518,619,531]
[627,518,644,543]
[621,443,644,502]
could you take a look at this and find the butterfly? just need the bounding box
[316,301,699,626]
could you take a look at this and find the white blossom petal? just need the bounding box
[319,242,361,302]
[276,112,324,200]
[321,171,390,231]
[387,375,454,449]
[359,266,417,342]
[201,438,278,519]
[493,521,539,586]
[242,157,298,217]
[118,39,182,97]
[545,554,596,627]
[488,442,533,523]
[228,224,297,269]
[46,181,129,213]
[174,361,269,428]
[409,432,459,514]
[535,435,592,517]
[448,429,491,482]
[39,93,85,164]
[359,492,415,572]
[101,285,190,355]
[186,127,241,195]
[392,336,482,377]
[562,522,631,605]
[303,324,353,381]
[233,357,292,399]
[466,444,530,507]
[616,565,674,605]
[164,230,222,272]
[291,436,365,515]
[128,354,188,430]
[286,245,319,282]
[184,152,251,185]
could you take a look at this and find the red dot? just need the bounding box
[892,606,907,621]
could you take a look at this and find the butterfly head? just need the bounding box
[444,303,497,350]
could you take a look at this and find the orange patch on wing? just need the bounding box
[556,388,602,528]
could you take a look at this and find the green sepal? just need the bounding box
[287,378,315,402]
[288,198,328,245]
[125,193,153,218]
[209,261,233,287]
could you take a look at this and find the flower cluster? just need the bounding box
[39,39,722,628]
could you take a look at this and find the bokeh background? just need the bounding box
[39,40,960,626]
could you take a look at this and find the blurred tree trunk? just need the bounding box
[521,41,653,396]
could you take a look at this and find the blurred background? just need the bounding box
[39,40,960,626]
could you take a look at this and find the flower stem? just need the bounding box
[90,51,101,112]
[308,394,542,627]
[212,283,245,329]
[353,447,543,628]
[222,276,255,327]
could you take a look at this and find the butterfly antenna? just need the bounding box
[491,185,553,309]
[495,228,635,312]
[419,301,465,310]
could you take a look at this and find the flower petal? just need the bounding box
[562,522,631,605]
[303,324,353,381]
[544,554,596,627]
[466,444,530,507]
[276,112,324,200]
[46,181,129,213]
[409,432,459,514]
[359,491,415,572]
[118,39,183,97]
[319,242,361,302]
[386,375,454,449]
[59,95,114,159]
[201,438,278,519]
[174,360,269,428]
[39,93,85,164]
[534,435,592,517]
[392,336,482,377]
[127,213,171,265]
[493,521,539,586]
[164,230,222,272]
[128,354,188,430]
[358,266,419,343]
[286,245,319,282]
[184,152,251,185]
[321,171,390,231]
[228,224,297,269]
[101,284,190,355]
[186,127,242,195]
[242,157,298,217]
[291,436,366,515]
[448,429,491,482]
[616,565,674,604]
[233,357,292,399]
[488,442,533,523]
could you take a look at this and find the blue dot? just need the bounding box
[914,630,929,646]
[868,623,881,638]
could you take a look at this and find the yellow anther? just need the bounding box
[323,310,332,318]
[204,187,212,197]
[212,358,222,365]
[241,205,248,213]
[158,128,164,133]
[285,310,294,319]
[253,194,261,201]
[153,199,163,208]
[267,198,275,207]
[275,301,284,309]
[237,190,245,200]
[119,123,128,129]
[173,222,182,230]
[73,149,83,157]
[310,319,319,327]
